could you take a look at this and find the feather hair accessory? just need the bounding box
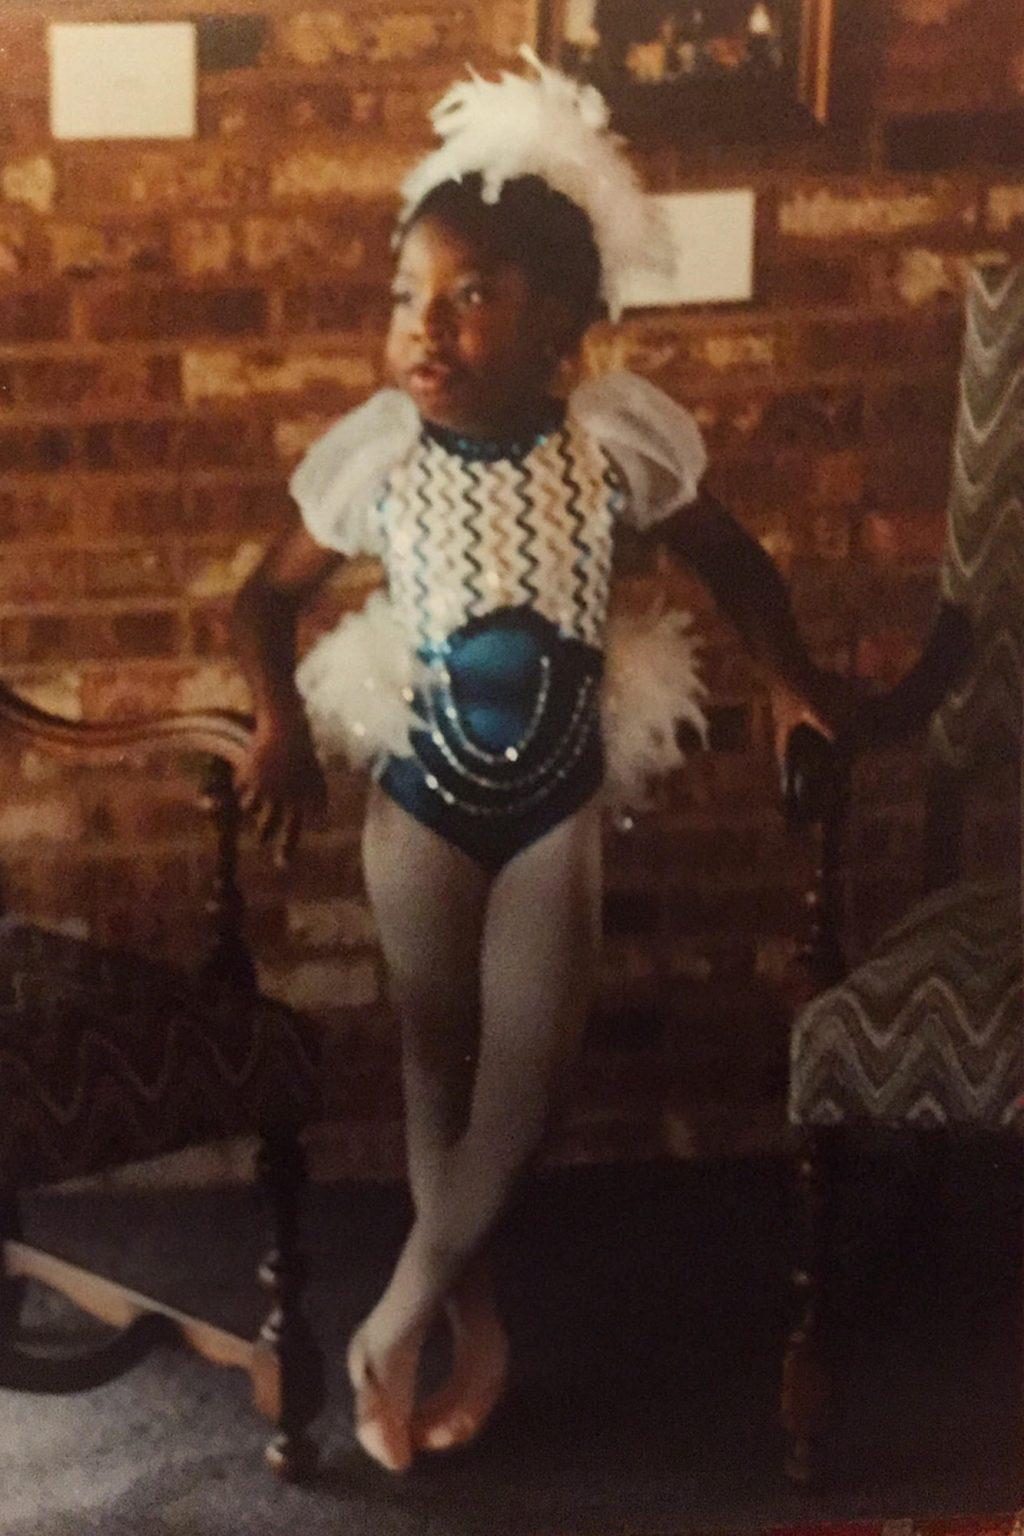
[398,46,674,321]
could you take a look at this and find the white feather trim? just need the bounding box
[601,605,708,812]
[295,591,418,770]
[398,47,673,321]
[296,591,708,810]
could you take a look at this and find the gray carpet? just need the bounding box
[1,1153,1021,1536]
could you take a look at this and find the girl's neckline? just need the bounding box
[421,401,566,463]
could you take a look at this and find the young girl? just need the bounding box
[232,53,843,1474]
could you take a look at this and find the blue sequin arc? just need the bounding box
[378,607,603,872]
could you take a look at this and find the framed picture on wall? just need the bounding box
[539,0,835,144]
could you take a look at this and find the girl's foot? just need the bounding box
[346,1327,420,1473]
[413,1287,510,1452]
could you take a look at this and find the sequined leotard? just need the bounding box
[291,372,708,871]
[373,409,618,869]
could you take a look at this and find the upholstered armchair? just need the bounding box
[779,263,1023,1485]
[0,686,325,1480]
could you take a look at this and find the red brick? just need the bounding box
[0,288,69,341]
[813,449,866,506]
[0,608,183,663]
[239,213,386,274]
[0,426,73,472]
[0,97,48,146]
[182,479,293,535]
[111,609,185,658]
[200,81,358,140]
[777,179,977,241]
[0,547,79,603]
[76,775,206,845]
[187,601,233,656]
[858,509,948,562]
[79,545,180,600]
[703,452,815,512]
[78,285,266,342]
[77,486,188,540]
[13,356,174,411]
[48,222,171,279]
[758,254,866,307]
[0,613,88,663]
[2,156,51,215]
[807,505,856,560]
[986,183,1024,235]
[281,281,391,334]
[865,436,954,511]
[0,18,47,92]
[176,415,275,469]
[79,665,190,719]
[0,484,73,540]
[759,385,866,447]
[865,375,959,439]
[801,311,962,372]
[853,628,925,686]
[81,421,174,472]
[269,145,413,202]
[0,217,30,276]
[61,146,269,215]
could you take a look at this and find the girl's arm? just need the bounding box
[657,484,852,735]
[231,521,344,859]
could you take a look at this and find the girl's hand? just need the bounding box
[768,669,863,768]
[236,710,328,867]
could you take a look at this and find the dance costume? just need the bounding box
[294,371,709,870]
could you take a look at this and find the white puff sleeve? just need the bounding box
[570,371,708,531]
[289,389,421,557]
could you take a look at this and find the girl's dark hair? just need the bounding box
[399,173,604,338]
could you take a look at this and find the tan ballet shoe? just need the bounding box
[413,1330,509,1453]
[346,1333,415,1474]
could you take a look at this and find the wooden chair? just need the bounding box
[0,685,325,1480]
[779,262,1024,1485]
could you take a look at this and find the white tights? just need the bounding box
[359,780,603,1365]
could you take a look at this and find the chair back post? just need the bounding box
[200,754,257,996]
[783,723,850,991]
[813,772,849,989]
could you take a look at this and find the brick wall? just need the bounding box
[2,0,1022,1179]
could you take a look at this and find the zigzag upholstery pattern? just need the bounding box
[789,881,1021,1127]
[936,263,1024,766]
[0,922,321,1191]
[380,417,616,651]
[791,264,1023,1130]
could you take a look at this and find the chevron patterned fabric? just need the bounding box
[936,262,1024,766]
[789,880,1021,1127]
[790,264,1023,1131]
[0,922,322,1190]
[379,417,617,651]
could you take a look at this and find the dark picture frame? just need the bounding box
[539,0,835,145]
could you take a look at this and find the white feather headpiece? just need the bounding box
[398,47,674,322]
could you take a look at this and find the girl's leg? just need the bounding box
[363,783,488,1213]
[357,783,490,1469]
[356,796,603,1433]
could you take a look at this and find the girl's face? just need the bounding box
[386,217,560,439]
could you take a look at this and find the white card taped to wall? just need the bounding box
[620,189,756,309]
[49,23,197,142]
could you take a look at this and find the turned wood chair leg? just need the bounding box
[251,1129,324,1483]
[0,1196,26,1338]
[782,1128,837,1487]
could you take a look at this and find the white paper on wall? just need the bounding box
[620,188,756,309]
[49,22,197,141]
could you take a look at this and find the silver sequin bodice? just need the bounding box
[377,415,621,654]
